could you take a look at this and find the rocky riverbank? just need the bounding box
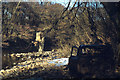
[1,50,120,80]
[1,51,71,80]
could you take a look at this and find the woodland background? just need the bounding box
[1,2,120,63]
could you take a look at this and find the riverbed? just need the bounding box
[1,48,71,80]
[1,48,120,80]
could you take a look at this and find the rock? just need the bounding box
[14,68,19,72]
[0,75,2,80]
[28,56,31,59]
[11,54,15,57]
[17,55,20,57]
[92,75,96,78]
[16,54,21,57]
[13,62,16,65]
[6,69,10,73]
[0,72,4,76]
[52,49,55,52]
[2,71,7,76]
[36,58,39,61]
[6,66,9,69]
[115,69,119,73]
[1,50,70,79]
[33,58,35,60]
[39,58,42,60]
[36,62,40,66]
[36,54,40,57]
[26,65,31,69]
[0,70,5,73]
[21,58,24,60]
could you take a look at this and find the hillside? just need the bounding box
[1,2,119,61]
[1,2,120,79]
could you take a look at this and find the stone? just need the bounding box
[13,63,16,65]
[0,76,2,80]
[115,69,119,73]
[0,72,4,76]
[0,70,5,73]
[21,58,24,60]
[3,54,6,56]
[5,66,9,69]
[35,32,44,52]
[36,58,39,61]
[6,69,10,72]
[52,49,55,52]
[28,56,31,59]
[11,54,15,57]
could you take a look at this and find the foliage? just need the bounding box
[2,2,119,58]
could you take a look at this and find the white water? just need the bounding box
[48,58,69,66]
